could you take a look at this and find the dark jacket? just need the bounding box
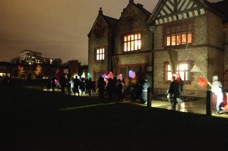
[168,80,180,98]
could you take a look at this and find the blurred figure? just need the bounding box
[113,77,118,100]
[47,78,51,91]
[141,77,150,104]
[208,75,223,109]
[121,78,126,101]
[167,76,180,110]
[85,77,92,96]
[69,77,75,95]
[73,76,80,96]
[51,77,56,91]
[80,78,85,95]
[176,74,184,105]
[106,78,115,101]
[215,86,224,114]
[59,76,67,94]
[97,76,106,99]
[116,79,123,102]
[130,81,141,102]
[208,75,222,93]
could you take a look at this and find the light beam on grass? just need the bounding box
[60,102,116,111]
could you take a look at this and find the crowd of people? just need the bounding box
[46,74,150,103]
[46,75,96,97]
[167,74,228,114]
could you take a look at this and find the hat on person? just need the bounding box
[212,75,218,81]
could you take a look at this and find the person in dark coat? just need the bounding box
[130,81,141,102]
[59,76,67,94]
[73,76,80,96]
[51,77,56,92]
[116,79,123,102]
[47,78,51,91]
[167,76,180,110]
[85,77,93,96]
[113,77,118,100]
[97,76,106,99]
[106,78,115,101]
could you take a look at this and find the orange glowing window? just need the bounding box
[165,23,192,46]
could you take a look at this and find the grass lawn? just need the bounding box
[1,85,228,151]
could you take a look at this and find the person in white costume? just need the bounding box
[208,75,225,114]
[214,87,224,114]
[208,75,222,93]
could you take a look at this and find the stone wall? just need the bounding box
[207,12,224,49]
[88,16,110,80]
[152,11,226,97]
[114,3,152,55]
[153,15,212,97]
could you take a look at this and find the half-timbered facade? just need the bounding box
[88,0,228,97]
[148,0,228,96]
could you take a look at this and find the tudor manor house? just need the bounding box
[88,0,228,97]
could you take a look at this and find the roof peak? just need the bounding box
[99,7,103,15]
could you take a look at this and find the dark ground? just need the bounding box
[1,85,228,151]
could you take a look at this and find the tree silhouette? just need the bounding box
[34,65,42,79]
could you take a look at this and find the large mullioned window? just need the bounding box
[123,33,141,52]
[165,22,192,46]
[165,62,191,81]
[96,48,105,60]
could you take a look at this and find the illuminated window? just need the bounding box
[123,33,141,52]
[96,48,105,60]
[165,62,191,81]
[165,22,192,46]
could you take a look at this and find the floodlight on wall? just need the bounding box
[190,64,208,82]
[190,64,202,73]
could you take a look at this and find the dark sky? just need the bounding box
[0,0,220,65]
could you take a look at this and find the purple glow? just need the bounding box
[102,74,108,79]
[129,70,136,78]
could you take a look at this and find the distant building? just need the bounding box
[0,62,11,77]
[11,49,53,65]
[63,60,88,78]
[1,51,87,81]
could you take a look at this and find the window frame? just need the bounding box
[164,61,192,82]
[123,32,142,52]
[96,48,105,61]
[164,21,193,47]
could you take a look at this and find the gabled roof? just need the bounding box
[121,0,151,18]
[133,3,151,17]
[103,14,118,28]
[88,8,118,36]
[147,0,226,25]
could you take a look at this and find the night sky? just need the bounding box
[0,0,220,65]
